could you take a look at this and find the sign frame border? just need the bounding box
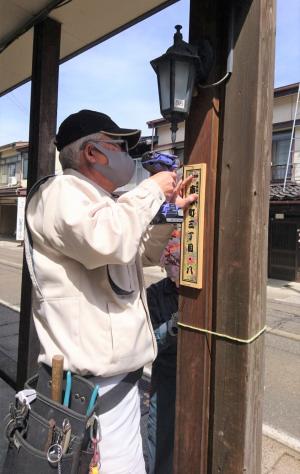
[180,163,206,289]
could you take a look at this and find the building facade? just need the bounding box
[147,117,185,161]
[0,142,64,237]
[0,141,28,236]
[269,83,300,281]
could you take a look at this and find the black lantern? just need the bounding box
[151,25,208,143]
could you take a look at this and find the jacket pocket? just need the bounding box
[37,297,80,360]
[4,430,75,474]
[108,301,154,366]
[107,263,138,296]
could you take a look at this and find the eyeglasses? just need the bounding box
[83,139,129,153]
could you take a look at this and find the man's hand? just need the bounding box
[149,171,177,201]
[170,175,198,209]
[167,312,178,337]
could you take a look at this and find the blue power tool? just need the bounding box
[142,151,183,224]
[141,151,180,174]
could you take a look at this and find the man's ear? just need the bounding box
[82,143,97,164]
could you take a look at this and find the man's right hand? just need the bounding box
[149,171,177,200]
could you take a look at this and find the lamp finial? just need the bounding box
[174,25,183,44]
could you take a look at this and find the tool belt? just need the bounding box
[3,364,142,474]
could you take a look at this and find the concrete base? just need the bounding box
[262,436,300,473]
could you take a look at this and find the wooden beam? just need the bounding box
[210,0,275,472]
[17,18,61,389]
[173,1,226,472]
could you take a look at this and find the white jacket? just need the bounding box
[26,169,172,376]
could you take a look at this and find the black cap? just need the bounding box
[55,109,141,151]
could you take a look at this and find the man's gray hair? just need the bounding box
[59,132,102,170]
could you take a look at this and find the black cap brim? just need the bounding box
[55,109,141,151]
[101,128,141,150]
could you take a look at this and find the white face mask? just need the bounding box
[91,141,135,187]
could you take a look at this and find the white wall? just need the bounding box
[273,94,300,124]
[293,127,300,181]
[272,90,300,182]
[156,122,185,148]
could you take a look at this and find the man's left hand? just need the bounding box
[170,175,198,209]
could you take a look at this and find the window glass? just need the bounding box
[23,159,28,179]
[0,164,8,184]
[6,155,19,164]
[8,163,16,177]
[271,131,292,181]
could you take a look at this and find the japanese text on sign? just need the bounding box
[180,164,206,289]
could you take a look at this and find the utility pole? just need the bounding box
[174,0,275,472]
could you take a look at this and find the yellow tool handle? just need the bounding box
[51,354,64,403]
[89,466,99,474]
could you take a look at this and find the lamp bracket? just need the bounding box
[194,38,214,83]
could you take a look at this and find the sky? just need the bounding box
[0,0,299,146]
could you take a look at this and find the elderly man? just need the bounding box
[25,109,195,473]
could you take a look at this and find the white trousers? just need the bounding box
[97,374,146,474]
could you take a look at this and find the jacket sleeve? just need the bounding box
[37,176,166,269]
[140,224,174,267]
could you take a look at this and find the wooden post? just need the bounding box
[210,1,275,472]
[17,18,61,389]
[173,1,225,472]
[174,0,275,472]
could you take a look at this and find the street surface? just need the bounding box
[264,297,300,442]
[0,244,22,308]
[0,241,299,445]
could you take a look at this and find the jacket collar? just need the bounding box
[63,168,113,197]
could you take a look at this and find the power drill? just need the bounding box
[141,151,183,224]
[141,151,180,174]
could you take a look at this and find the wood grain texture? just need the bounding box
[17,18,61,388]
[173,0,225,472]
[210,0,276,472]
[51,354,64,402]
[174,0,275,472]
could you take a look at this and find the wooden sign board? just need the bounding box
[180,164,206,289]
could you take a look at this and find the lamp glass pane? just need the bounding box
[174,59,193,112]
[158,59,171,112]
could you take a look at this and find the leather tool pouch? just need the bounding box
[2,367,98,474]
[2,364,143,473]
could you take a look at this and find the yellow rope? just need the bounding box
[177,322,266,344]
